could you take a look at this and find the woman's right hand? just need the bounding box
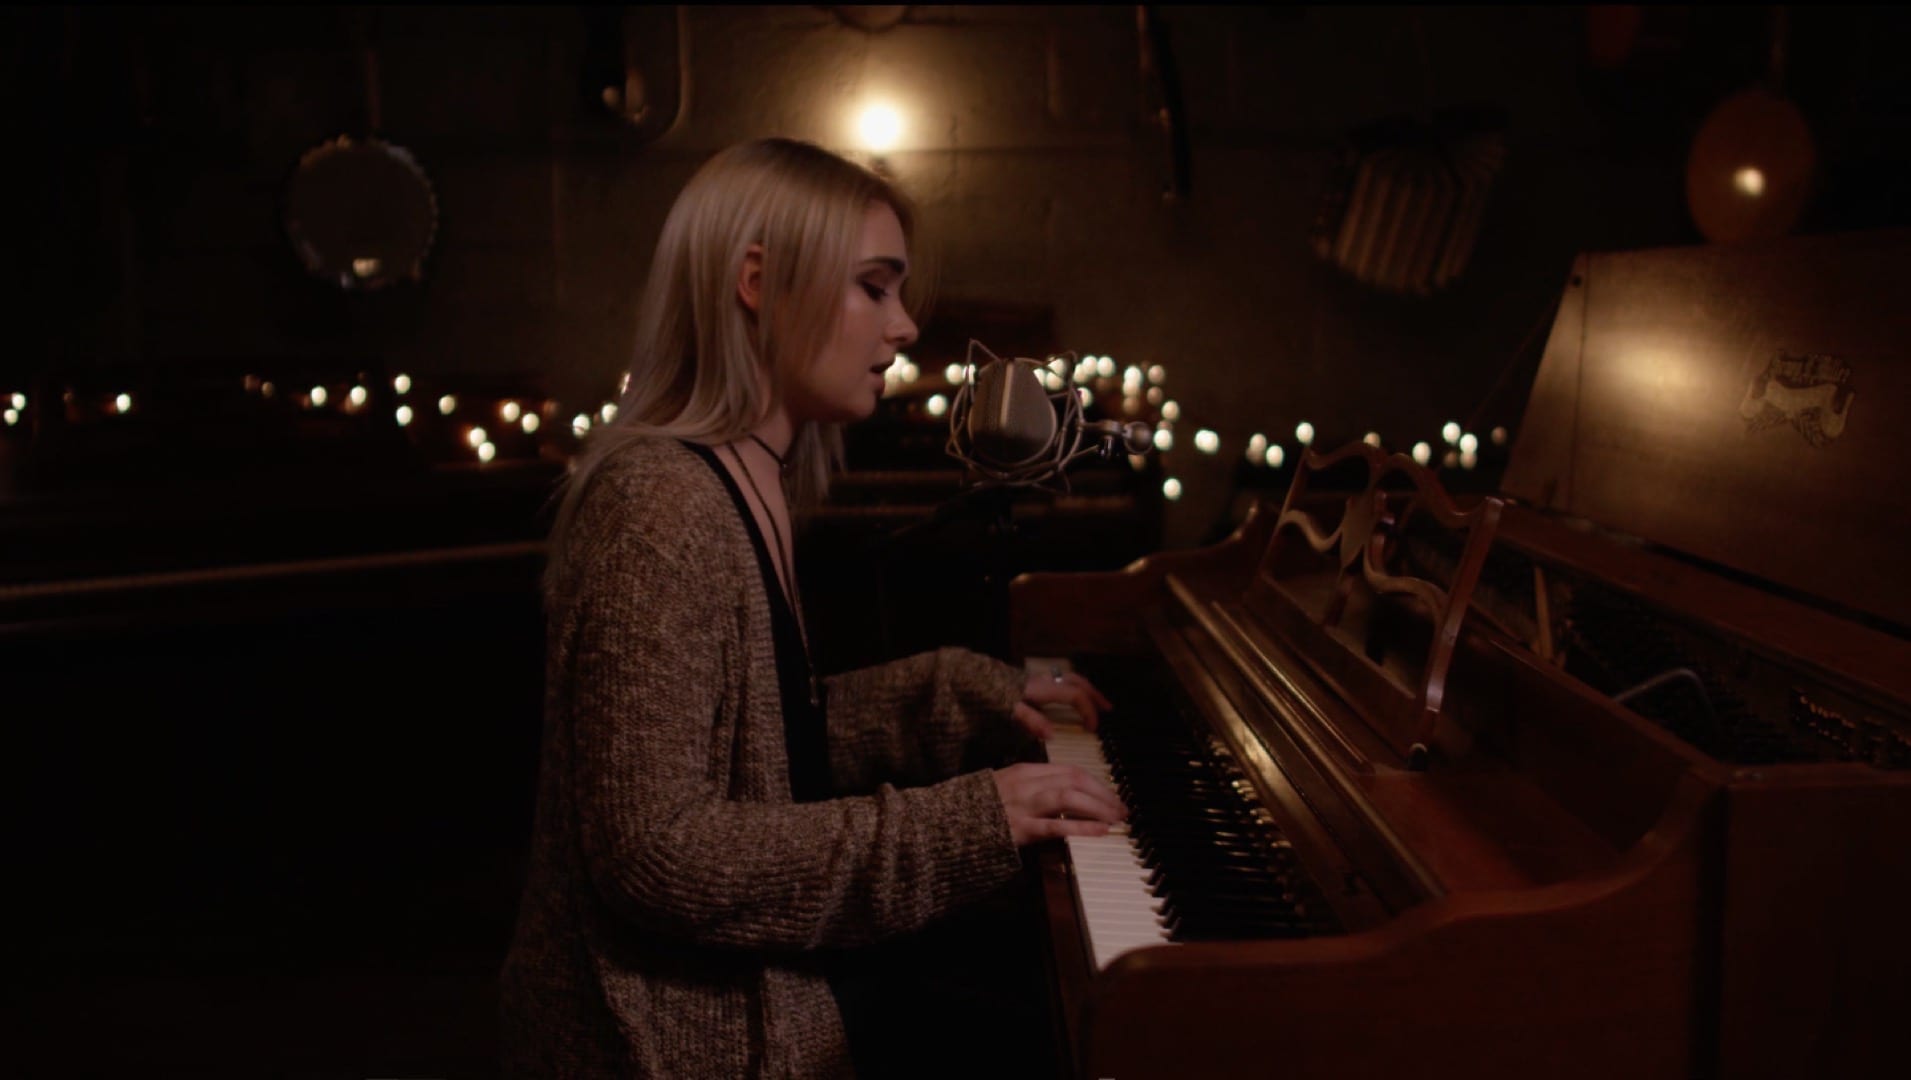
[992,763,1128,846]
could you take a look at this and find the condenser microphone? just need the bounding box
[967,357,1057,468]
[946,340,1156,490]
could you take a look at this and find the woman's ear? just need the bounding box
[736,244,765,314]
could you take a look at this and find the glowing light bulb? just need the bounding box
[572,414,592,437]
[501,401,521,423]
[1733,166,1765,197]
[468,427,488,448]
[1442,421,1461,444]
[1442,449,1459,468]
[600,403,617,423]
[1265,445,1285,468]
[309,386,328,408]
[1363,431,1381,448]
[1146,386,1163,405]
[1128,454,1147,471]
[1412,441,1432,466]
[855,102,904,153]
[1194,429,1219,454]
[1246,434,1268,463]
[9,393,24,409]
[925,394,948,417]
[1491,426,1508,446]
[1148,365,1165,384]
[1097,357,1115,378]
[1460,449,1479,470]
[1073,362,1095,385]
[619,372,631,395]
[395,405,414,427]
[352,257,381,278]
[260,382,276,399]
[521,413,540,434]
[1295,421,1314,446]
[944,363,964,384]
[1162,477,1183,501]
[1153,428,1174,452]
[439,394,457,415]
[112,393,132,414]
[1161,400,1180,421]
[1123,366,1143,386]
[348,385,368,408]
[1049,357,1069,375]
[393,374,411,394]
[1459,433,1479,454]
[1079,387,1094,408]
[477,441,497,463]
[899,361,919,384]
[3,409,16,426]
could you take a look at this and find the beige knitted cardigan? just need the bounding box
[499,436,1031,1078]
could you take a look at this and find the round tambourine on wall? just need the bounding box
[283,135,438,291]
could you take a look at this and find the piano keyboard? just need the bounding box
[1046,725,1175,970]
[1037,660,1341,972]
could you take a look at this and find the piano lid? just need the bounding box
[1503,228,1911,631]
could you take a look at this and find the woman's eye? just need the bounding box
[861,282,889,302]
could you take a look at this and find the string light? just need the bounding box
[1146,386,1163,405]
[348,385,368,408]
[572,414,592,438]
[1097,357,1115,378]
[1153,428,1174,452]
[521,413,540,434]
[1459,432,1479,454]
[1161,400,1180,421]
[1442,421,1461,445]
[1443,449,1460,468]
[3,408,17,426]
[260,382,276,399]
[944,363,965,384]
[439,394,458,415]
[1295,421,1314,446]
[1362,431,1381,448]
[925,394,948,417]
[501,401,522,423]
[1460,449,1479,470]
[11,392,27,409]
[1412,441,1432,465]
[309,386,328,408]
[1491,426,1508,446]
[393,374,411,394]
[600,402,617,423]
[477,441,497,463]
[1147,365,1165,384]
[1162,477,1183,501]
[1078,387,1094,408]
[467,426,488,448]
[116,393,133,414]
[1264,445,1285,468]
[395,405,414,427]
[1194,429,1219,454]
[1246,433,1268,463]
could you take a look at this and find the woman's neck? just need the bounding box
[748,404,797,464]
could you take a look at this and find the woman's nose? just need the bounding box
[888,308,919,348]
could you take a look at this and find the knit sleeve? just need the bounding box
[564,490,1022,954]
[822,648,1033,794]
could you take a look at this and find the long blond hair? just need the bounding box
[543,138,923,595]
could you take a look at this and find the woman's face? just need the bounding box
[785,201,918,424]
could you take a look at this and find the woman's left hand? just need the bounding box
[1012,670,1114,741]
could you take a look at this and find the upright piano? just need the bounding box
[1010,229,1911,1079]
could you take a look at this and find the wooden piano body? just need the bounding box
[1010,229,1911,1079]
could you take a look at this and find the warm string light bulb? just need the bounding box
[925,394,948,418]
[439,395,458,416]
[393,374,411,395]
[521,413,540,434]
[501,401,522,423]
[1412,441,1432,465]
[395,405,414,427]
[467,427,488,448]
[1294,421,1314,446]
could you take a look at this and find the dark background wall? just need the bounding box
[11,5,1907,544]
[4,6,1908,1076]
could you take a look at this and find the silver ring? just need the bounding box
[1049,664,1066,683]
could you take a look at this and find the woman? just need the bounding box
[499,138,1126,1078]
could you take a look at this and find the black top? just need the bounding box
[679,439,832,802]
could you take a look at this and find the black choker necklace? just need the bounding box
[748,433,793,478]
